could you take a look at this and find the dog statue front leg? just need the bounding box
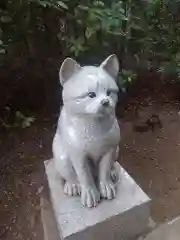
[71,153,100,208]
[98,148,116,200]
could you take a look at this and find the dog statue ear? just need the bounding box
[100,54,119,80]
[59,58,81,85]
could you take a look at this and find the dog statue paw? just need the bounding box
[52,54,121,208]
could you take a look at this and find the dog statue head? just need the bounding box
[59,54,119,117]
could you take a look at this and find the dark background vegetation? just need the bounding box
[1,0,180,127]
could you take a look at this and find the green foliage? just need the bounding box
[118,69,137,92]
[0,108,35,129]
[14,111,35,128]
[1,0,180,88]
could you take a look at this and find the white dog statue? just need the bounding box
[52,54,120,208]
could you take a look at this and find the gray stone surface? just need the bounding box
[41,193,60,240]
[44,159,151,240]
[143,216,180,240]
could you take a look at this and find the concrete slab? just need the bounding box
[143,216,180,240]
[44,159,151,240]
[41,193,60,240]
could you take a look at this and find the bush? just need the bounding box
[1,0,180,120]
[1,1,180,66]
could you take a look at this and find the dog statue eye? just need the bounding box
[88,92,96,98]
[107,90,111,96]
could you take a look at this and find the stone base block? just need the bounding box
[42,159,152,240]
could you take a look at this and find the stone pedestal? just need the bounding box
[41,159,152,240]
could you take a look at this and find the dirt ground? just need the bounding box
[1,78,180,239]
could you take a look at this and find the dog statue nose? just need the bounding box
[101,99,109,106]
